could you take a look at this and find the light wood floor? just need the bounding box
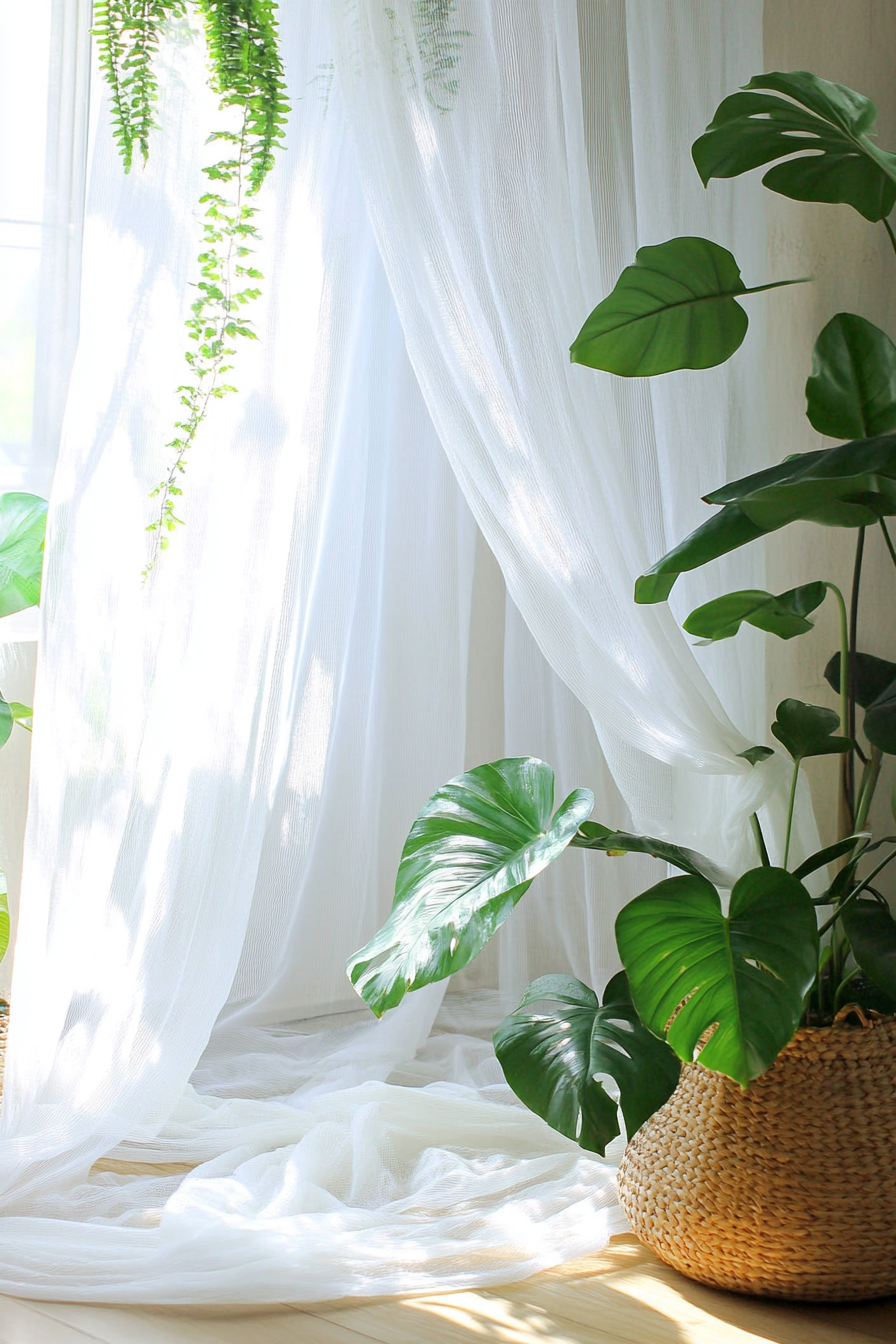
[2,1235,895,1344]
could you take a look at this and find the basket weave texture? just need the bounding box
[617,1015,896,1301]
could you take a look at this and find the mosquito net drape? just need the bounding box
[0,0,782,1303]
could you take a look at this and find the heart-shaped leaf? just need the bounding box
[865,680,896,754]
[0,493,48,618]
[616,867,818,1085]
[570,236,802,377]
[684,582,826,643]
[347,759,593,1016]
[806,314,896,440]
[571,820,733,888]
[824,651,896,708]
[841,896,896,999]
[635,433,896,602]
[771,699,853,760]
[493,971,680,1156]
[692,71,896,222]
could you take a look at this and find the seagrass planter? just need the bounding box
[617,1013,896,1302]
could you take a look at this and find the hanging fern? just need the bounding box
[95,0,288,570]
[93,0,187,171]
[385,0,469,113]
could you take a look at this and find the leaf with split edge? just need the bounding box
[616,868,818,1085]
[636,433,896,603]
[738,745,775,766]
[493,971,680,1156]
[771,698,853,761]
[865,680,896,755]
[824,651,896,709]
[0,493,47,618]
[792,832,871,883]
[346,758,594,1017]
[572,821,734,889]
[570,236,804,378]
[684,583,826,643]
[692,71,896,222]
[806,314,896,440]
[840,897,896,999]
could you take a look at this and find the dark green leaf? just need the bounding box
[835,969,896,1016]
[771,698,853,761]
[806,314,896,440]
[841,896,896,998]
[792,833,870,882]
[824,651,896,708]
[616,868,818,1085]
[692,71,896,222]
[493,972,680,1156]
[570,237,802,378]
[572,820,733,888]
[865,680,896,754]
[684,582,826,643]
[346,759,593,1016]
[636,433,896,602]
[738,745,775,765]
[0,494,47,618]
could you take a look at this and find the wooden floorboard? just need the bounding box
[2,1236,895,1344]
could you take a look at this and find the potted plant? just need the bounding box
[346,71,896,1302]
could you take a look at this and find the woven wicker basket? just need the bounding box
[617,1014,896,1301]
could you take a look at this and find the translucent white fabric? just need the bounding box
[0,0,795,1305]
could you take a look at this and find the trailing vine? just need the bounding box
[93,1,288,570]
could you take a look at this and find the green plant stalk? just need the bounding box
[881,518,896,576]
[854,747,883,834]
[846,529,866,818]
[824,582,850,740]
[749,812,770,866]
[884,215,896,261]
[783,758,801,871]
[818,846,896,936]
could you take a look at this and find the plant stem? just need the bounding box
[846,529,865,815]
[818,846,896,936]
[749,812,770,866]
[824,582,850,740]
[783,758,801,870]
[854,747,883,833]
[881,518,896,576]
[884,215,896,261]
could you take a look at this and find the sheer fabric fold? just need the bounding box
[0,0,787,1302]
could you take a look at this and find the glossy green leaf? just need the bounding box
[0,697,10,750]
[792,832,870,882]
[0,493,48,618]
[684,582,826,643]
[7,702,32,732]
[347,759,594,1016]
[572,820,733,888]
[493,971,680,1156]
[570,237,802,377]
[865,680,896,754]
[806,314,896,440]
[771,698,853,761]
[738,745,775,766]
[692,71,896,222]
[616,867,818,1085]
[841,897,896,999]
[635,433,896,602]
[824,651,896,708]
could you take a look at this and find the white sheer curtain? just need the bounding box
[0,0,788,1303]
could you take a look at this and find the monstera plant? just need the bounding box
[0,493,48,965]
[347,71,896,1159]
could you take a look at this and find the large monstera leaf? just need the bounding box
[692,71,896,222]
[635,433,896,603]
[616,868,818,1085]
[493,971,680,1156]
[347,759,593,1017]
[569,237,801,377]
[0,493,48,618]
[806,314,896,440]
